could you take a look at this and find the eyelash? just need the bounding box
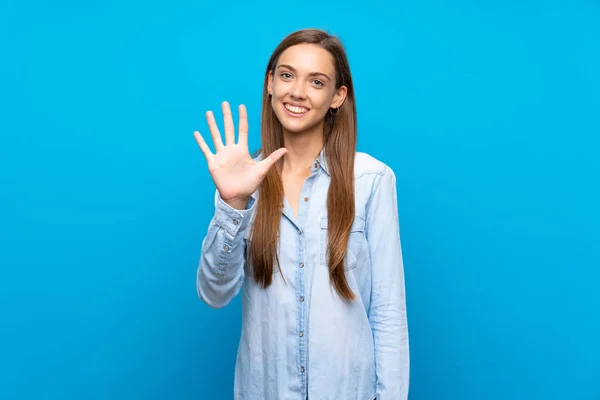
[280,72,324,87]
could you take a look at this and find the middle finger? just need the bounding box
[222,101,235,146]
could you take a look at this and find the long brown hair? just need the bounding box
[248,28,357,301]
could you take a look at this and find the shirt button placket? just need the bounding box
[297,227,307,393]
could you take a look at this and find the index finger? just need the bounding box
[238,104,248,147]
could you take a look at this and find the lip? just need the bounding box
[283,102,310,118]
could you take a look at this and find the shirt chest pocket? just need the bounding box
[320,216,366,271]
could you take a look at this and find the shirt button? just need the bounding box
[304,197,309,202]
[299,296,304,302]
[223,245,229,252]
[301,366,305,373]
[299,262,304,268]
[299,331,304,337]
[233,219,239,225]
[314,162,318,168]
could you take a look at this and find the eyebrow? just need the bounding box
[277,64,331,81]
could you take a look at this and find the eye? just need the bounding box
[280,72,292,79]
[312,79,324,87]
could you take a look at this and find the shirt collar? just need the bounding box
[314,146,330,176]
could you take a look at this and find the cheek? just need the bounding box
[307,97,333,122]
[310,94,333,112]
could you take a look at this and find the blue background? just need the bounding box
[1,0,599,399]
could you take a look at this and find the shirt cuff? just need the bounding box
[213,192,256,238]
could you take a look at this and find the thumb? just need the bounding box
[258,147,287,173]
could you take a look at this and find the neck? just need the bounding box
[281,123,324,177]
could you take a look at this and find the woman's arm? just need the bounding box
[366,165,410,399]
[192,102,285,308]
[196,189,255,309]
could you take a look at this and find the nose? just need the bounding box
[290,81,307,99]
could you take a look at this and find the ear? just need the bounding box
[267,70,273,94]
[331,85,348,109]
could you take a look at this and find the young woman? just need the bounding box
[194,28,409,400]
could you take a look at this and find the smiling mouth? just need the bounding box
[283,103,310,115]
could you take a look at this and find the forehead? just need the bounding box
[277,43,335,75]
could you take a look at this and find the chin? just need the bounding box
[280,119,312,133]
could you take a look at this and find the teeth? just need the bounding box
[284,103,308,114]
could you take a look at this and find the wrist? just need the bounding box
[223,196,251,211]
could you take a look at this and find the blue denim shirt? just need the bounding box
[197,148,409,400]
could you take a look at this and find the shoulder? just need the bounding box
[251,149,263,162]
[354,151,395,180]
[353,152,398,218]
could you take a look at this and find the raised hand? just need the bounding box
[194,101,287,209]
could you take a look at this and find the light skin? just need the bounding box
[194,43,347,214]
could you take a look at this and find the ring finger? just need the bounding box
[205,110,224,152]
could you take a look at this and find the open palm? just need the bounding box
[194,102,287,205]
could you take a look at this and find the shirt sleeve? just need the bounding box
[196,189,256,309]
[366,165,410,399]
